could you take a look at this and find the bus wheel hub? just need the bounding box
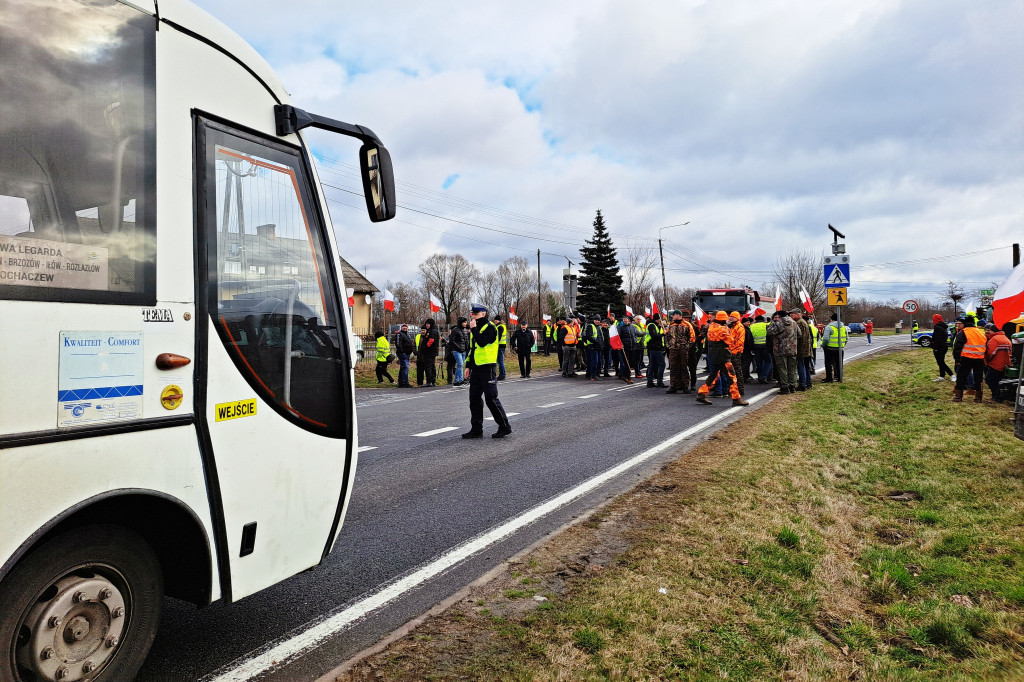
[17,572,127,681]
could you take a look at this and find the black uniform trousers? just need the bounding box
[468,363,509,433]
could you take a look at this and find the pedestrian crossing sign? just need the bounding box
[827,288,848,306]
[823,263,851,287]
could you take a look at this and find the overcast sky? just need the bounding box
[196,0,1022,304]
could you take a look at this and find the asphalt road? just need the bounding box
[138,334,906,681]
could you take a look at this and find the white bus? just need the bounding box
[0,1,395,679]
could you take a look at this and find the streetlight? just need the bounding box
[658,222,689,308]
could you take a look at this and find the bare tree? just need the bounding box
[769,249,826,312]
[474,270,501,315]
[418,253,478,325]
[622,238,659,310]
[495,256,533,321]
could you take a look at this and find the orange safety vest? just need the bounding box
[960,327,987,359]
[563,325,578,345]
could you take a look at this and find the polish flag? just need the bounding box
[383,289,395,312]
[746,302,767,319]
[346,287,355,308]
[429,293,441,314]
[965,300,977,316]
[644,306,651,316]
[542,314,551,321]
[799,286,814,314]
[509,304,518,324]
[606,303,611,318]
[608,322,623,350]
[625,305,634,316]
[693,303,708,326]
[774,286,782,312]
[993,264,1024,327]
[649,292,660,316]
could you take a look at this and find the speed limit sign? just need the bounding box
[903,300,919,314]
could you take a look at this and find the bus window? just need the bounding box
[200,122,348,435]
[0,0,155,304]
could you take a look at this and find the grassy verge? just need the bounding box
[354,352,562,388]
[337,348,1023,680]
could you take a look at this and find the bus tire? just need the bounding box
[0,524,163,682]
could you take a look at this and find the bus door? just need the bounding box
[195,118,353,600]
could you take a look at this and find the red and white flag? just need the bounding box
[799,286,814,314]
[608,322,623,350]
[625,304,634,316]
[993,263,1024,327]
[542,314,551,321]
[693,303,708,326]
[346,287,355,308]
[428,293,441,314]
[606,303,611,318]
[746,302,767,319]
[644,306,651,316]
[509,304,518,324]
[383,289,395,312]
[649,292,660,316]
[774,286,782,312]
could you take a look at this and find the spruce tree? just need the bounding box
[576,209,625,315]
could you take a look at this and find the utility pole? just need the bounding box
[659,238,667,308]
[537,249,542,325]
[1014,243,1020,268]
[657,221,688,309]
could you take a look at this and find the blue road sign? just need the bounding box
[823,263,851,287]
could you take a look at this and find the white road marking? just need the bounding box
[206,340,899,682]
[485,412,520,420]
[537,402,564,408]
[356,446,377,453]
[576,394,599,399]
[411,427,459,437]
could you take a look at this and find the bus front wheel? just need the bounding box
[1,524,163,682]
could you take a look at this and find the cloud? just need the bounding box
[192,0,1024,298]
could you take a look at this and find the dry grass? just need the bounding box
[336,349,1024,681]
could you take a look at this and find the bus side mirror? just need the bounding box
[359,143,396,222]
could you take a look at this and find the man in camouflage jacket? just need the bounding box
[768,311,798,394]
[665,310,695,394]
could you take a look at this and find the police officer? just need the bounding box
[463,304,512,438]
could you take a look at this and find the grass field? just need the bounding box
[337,348,1023,681]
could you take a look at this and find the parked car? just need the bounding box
[912,328,955,347]
[847,322,865,334]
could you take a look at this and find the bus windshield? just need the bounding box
[693,292,749,315]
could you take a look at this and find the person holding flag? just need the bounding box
[614,314,637,382]
[632,315,647,378]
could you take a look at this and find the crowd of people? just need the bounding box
[373,306,857,408]
[368,304,1018,438]
[927,312,1017,404]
